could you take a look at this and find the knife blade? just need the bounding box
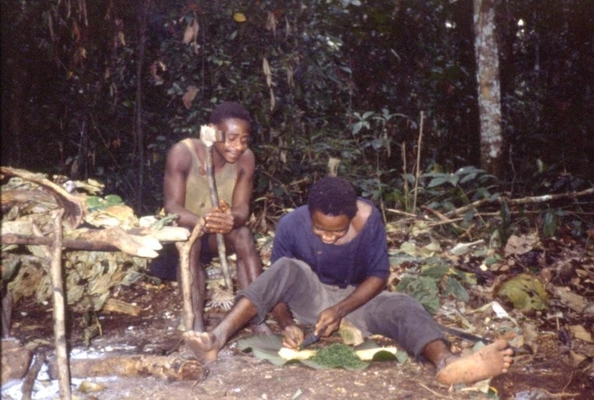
[299,330,322,350]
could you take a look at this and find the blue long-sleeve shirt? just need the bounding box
[270,199,390,288]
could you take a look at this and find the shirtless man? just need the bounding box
[183,177,514,385]
[162,101,268,333]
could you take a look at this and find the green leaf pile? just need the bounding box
[309,343,368,370]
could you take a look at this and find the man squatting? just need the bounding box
[184,176,514,385]
[161,102,270,334]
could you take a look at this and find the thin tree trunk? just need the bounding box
[473,0,503,177]
[135,0,149,214]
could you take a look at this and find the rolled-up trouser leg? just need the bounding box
[236,257,326,325]
[349,292,446,358]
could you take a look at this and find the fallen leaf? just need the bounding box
[496,273,549,311]
[569,350,588,366]
[78,381,106,393]
[449,239,485,256]
[569,325,593,343]
[505,234,538,257]
[492,301,510,318]
[233,12,246,23]
[554,286,588,313]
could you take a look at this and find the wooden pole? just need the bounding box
[175,218,206,331]
[204,145,233,289]
[200,125,233,290]
[49,208,71,399]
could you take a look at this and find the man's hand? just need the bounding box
[281,325,304,349]
[204,200,234,234]
[315,306,342,337]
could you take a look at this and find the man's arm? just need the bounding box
[163,143,199,228]
[316,207,390,334]
[315,275,387,336]
[205,149,256,234]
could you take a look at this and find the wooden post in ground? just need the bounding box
[49,208,71,399]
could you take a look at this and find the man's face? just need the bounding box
[311,210,351,244]
[214,118,250,163]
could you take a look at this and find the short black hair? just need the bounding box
[209,102,252,125]
[307,177,358,219]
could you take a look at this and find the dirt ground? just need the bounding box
[4,278,593,400]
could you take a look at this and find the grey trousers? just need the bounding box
[236,257,446,358]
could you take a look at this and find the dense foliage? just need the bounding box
[2,0,593,233]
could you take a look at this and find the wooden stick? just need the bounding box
[1,166,84,229]
[412,111,424,214]
[1,288,13,338]
[203,137,233,290]
[48,208,71,400]
[1,233,120,252]
[175,218,205,331]
[401,142,409,211]
[21,351,47,400]
[385,208,417,218]
[444,187,594,218]
[1,226,189,253]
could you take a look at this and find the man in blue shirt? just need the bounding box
[184,177,514,385]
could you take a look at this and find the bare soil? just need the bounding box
[6,279,594,400]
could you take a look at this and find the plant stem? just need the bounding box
[412,111,424,214]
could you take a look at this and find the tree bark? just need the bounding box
[473,0,503,178]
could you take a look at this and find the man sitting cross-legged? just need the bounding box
[183,176,514,385]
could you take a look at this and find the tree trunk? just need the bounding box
[473,0,503,178]
[134,0,149,214]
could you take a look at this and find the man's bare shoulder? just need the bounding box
[169,138,199,154]
[166,139,196,171]
[357,200,372,219]
[237,148,256,173]
[351,200,373,233]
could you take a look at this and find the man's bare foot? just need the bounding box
[183,330,220,363]
[435,339,514,385]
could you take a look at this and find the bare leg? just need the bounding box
[229,226,263,286]
[184,297,258,362]
[423,339,514,385]
[228,227,272,335]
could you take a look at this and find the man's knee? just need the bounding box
[231,226,256,249]
[367,293,429,322]
[269,257,309,278]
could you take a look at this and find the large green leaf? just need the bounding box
[236,335,400,371]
